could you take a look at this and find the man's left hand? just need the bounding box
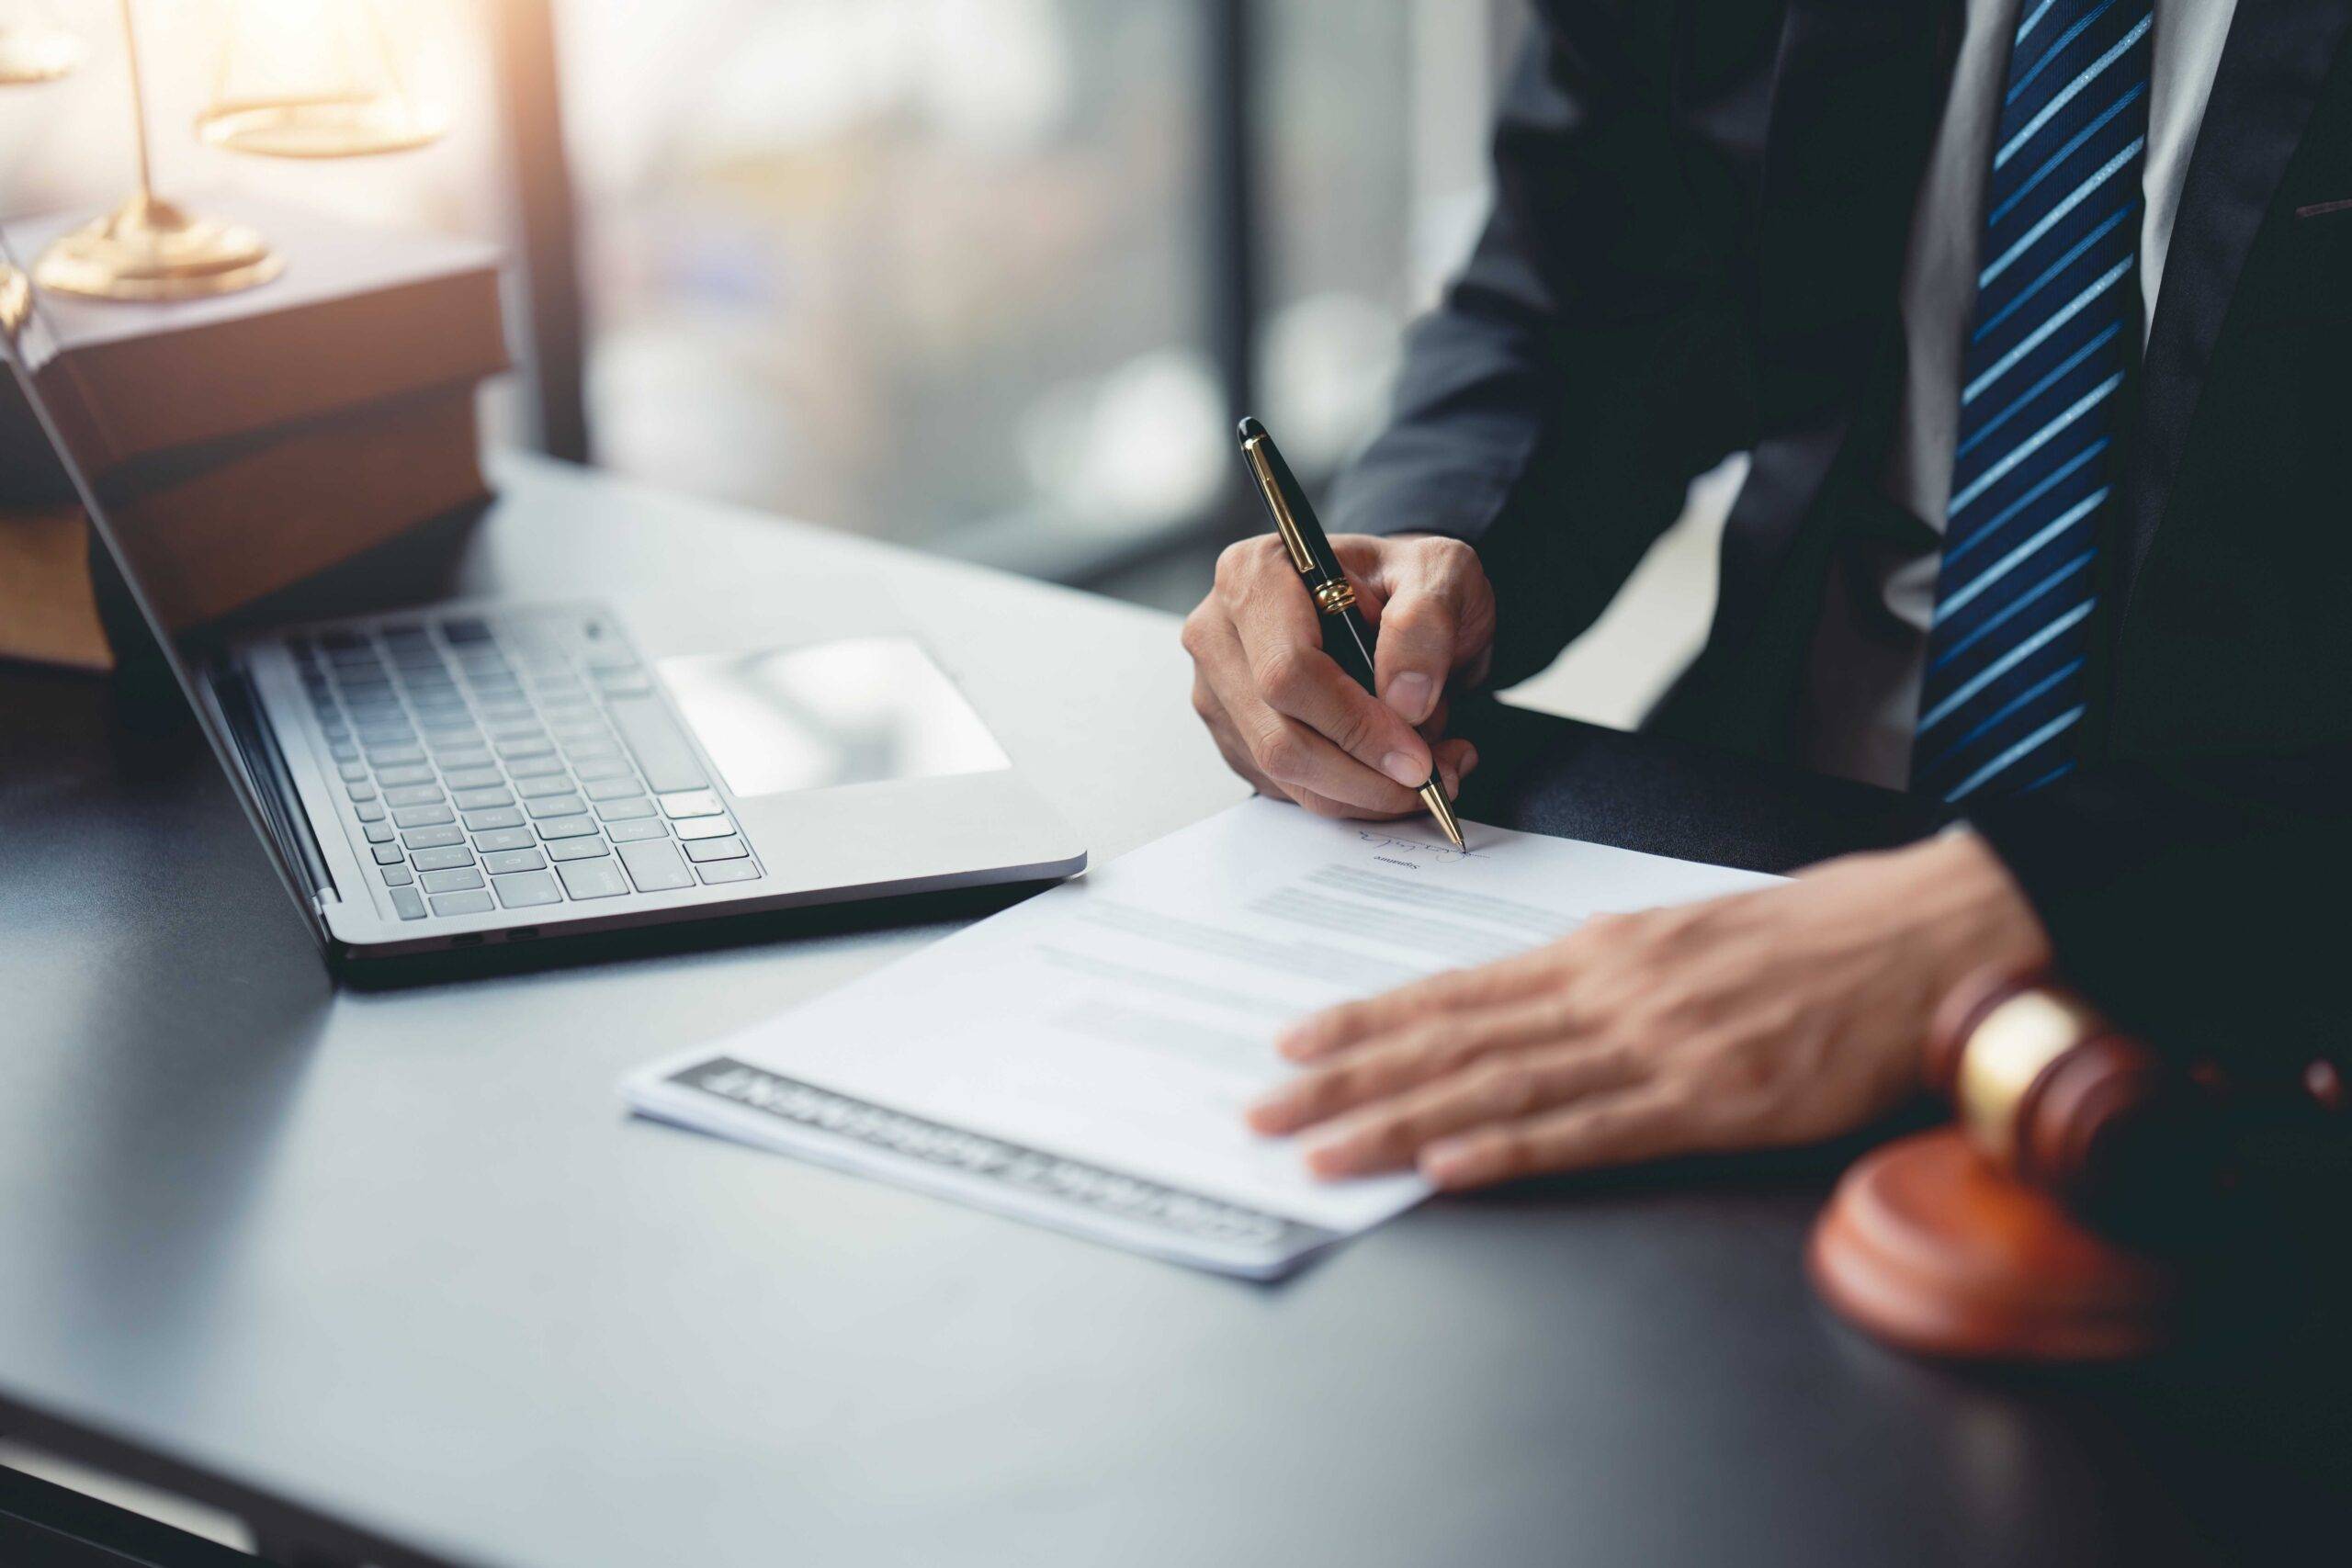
[1246,831,2052,1190]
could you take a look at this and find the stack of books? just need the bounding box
[0,199,510,670]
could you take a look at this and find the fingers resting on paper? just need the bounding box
[1247,833,2053,1190]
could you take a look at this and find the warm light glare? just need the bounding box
[0,0,82,85]
[198,0,447,158]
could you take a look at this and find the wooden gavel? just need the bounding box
[1809,971,2347,1361]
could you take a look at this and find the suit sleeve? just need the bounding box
[1966,757,2352,1073]
[1326,8,1758,687]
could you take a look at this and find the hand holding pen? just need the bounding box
[1178,416,1496,840]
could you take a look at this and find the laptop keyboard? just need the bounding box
[292,613,763,921]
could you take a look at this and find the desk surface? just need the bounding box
[1,456,2344,1567]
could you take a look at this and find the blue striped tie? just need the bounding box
[1912,0,2152,802]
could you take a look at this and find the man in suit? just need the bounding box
[1184,0,2352,1187]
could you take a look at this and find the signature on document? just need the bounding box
[1354,830,1485,865]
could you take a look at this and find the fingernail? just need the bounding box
[1301,1129,1357,1177]
[1382,750,1426,787]
[1460,742,1479,776]
[1440,761,1460,800]
[1420,1139,1477,1186]
[1244,1087,1296,1127]
[1387,671,1434,723]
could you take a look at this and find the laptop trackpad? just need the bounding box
[656,637,1010,799]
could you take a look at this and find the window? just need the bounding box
[4,0,1518,589]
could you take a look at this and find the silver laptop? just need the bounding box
[1,236,1085,964]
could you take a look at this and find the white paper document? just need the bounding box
[622,799,1781,1277]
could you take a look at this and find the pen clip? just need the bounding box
[1241,436,1317,577]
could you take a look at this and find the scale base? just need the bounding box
[33,193,284,302]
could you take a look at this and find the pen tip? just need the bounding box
[1236,415,1265,443]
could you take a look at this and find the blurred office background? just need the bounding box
[2,0,1728,726]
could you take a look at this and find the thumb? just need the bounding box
[1369,539,1476,726]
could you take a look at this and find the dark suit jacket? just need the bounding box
[1329,0,2352,1068]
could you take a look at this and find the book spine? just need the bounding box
[73,267,511,471]
[100,384,491,631]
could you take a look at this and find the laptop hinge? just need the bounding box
[209,660,339,917]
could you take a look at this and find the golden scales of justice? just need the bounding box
[0,0,447,302]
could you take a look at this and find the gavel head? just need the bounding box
[1925,971,2211,1235]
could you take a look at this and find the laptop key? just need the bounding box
[596,797,656,821]
[676,815,735,840]
[547,836,612,862]
[507,753,568,778]
[618,839,695,893]
[697,860,762,886]
[383,784,445,807]
[497,738,556,760]
[371,843,404,866]
[442,766,504,790]
[413,846,476,873]
[377,763,435,786]
[453,786,514,810]
[346,780,378,802]
[659,789,724,819]
[393,804,455,828]
[605,694,709,794]
[420,866,485,894]
[338,761,370,783]
[364,820,397,844]
[526,793,587,818]
[429,889,495,916]
[492,869,563,908]
[557,858,629,899]
[516,774,576,798]
[390,886,427,920]
[537,814,600,840]
[582,776,641,802]
[605,818,669,843]
[354,800,387,822]
[463,807,526,831]
[381,863,415,886]
[435,746,494,770]
[402,826,466,851]
[482,847,548,874]
[471,826,537,852]
[684,836,749,863]
[571,757,631,782]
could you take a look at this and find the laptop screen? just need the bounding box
[0,218,328,944]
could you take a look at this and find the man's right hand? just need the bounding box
[1181,532,1498,818]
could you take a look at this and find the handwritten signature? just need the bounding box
[1355,830,1483,862]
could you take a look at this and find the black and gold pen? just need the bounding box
[1235,415,1466,850]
